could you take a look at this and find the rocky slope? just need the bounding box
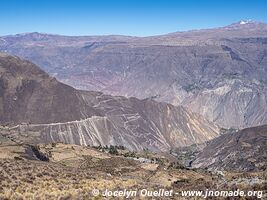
[0,54,219,151]
[1,21,267,128]
[192,124,267,171]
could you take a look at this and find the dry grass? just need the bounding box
[0,159,138,200]
[0,143,266,200]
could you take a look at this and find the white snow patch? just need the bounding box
[239,19,252,25]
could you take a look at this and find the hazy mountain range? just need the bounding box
[1,20,267,129]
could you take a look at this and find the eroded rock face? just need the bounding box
[192,124,267,171]
[0,54,219,151]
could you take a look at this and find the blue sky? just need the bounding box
[1,0,267,36]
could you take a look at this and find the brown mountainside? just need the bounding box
[0,54,219,151]
[192,124,267,171]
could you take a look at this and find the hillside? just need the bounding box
[192,124,267,171]
[0,54,219,151]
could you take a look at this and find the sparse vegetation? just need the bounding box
[0,143,266,199]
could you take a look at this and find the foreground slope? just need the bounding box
[0,54,219,151]
[0,142,265,200]
[1,21,267,128]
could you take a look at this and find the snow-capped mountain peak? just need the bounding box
[239,19,252,25]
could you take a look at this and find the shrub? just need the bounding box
[108,145,118,155]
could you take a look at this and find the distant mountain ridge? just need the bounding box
[1,21,267,128]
